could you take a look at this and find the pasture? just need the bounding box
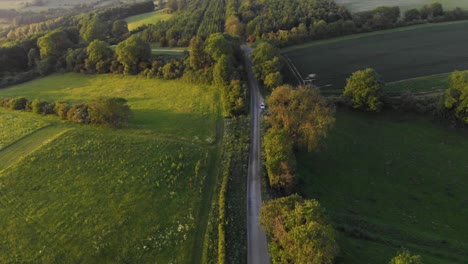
[283,20,468,91]
[1,73,220,142]
[0,109,49,150]
[297,111,468,264]
[0,74,222,263]
[335,0,468,12]
[125,9,172,31]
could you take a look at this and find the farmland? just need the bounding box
[297,111,468,264]
[283,20,468,91]
[0,74,222,263]
[335,0,468,12]
[125,9,172,31]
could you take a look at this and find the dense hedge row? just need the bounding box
[0,96,131,128]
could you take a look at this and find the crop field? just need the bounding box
[297,111,468,264]
[283,20,468,91]
[0,74,222,263]
[335,0,468,12]
[125,9,172,31]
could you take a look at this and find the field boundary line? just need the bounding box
[0,126,72,174]
[282,55,304,85]
[387,72,452,84]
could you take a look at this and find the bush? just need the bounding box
[55,101,71,119]
[87,97,132,127]
[31,99,55,115]
[343,68,384,112]
[10,97,28,110]
[67,104,90,124]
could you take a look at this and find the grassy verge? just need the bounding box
[297,110,468,264]
[385,73,452,93]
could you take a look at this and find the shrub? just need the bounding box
[10,97,28,110]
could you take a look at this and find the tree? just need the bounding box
[389,249,422,264]
[267,85,335,152]
[87,97,132,127]
[404,9,421,22]
[189,36,205,70]
[343,68,384,112]
[80,16,107,43]
[112,20,129,37]
[37,29,75,59]
[264,128,296,193]
[444,71,468,124]
[116,35,151,74]
[260,194,339,264]
[86,40,112,63]
[213,55,232,87]
[204,33,232,61]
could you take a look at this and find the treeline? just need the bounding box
[250,42,283,90]
[257,1,468,47]
[0,96,132,127]
[1,1,154,41]
[339,68,468,127]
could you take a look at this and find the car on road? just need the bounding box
[260,103,265,109]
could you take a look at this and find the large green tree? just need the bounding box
[343,68,384,112]
[444,71,468,124]
[37,29,75,59]
[115,35,151,74]
[80,16,107,43]
[260,194,339,264]
[267,85,335,152]
[86,40,112,63]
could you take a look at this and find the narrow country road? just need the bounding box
[241,45,271,264]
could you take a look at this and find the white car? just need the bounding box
[260,103,265,109]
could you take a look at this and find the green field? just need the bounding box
[386,72,451,93]
[297,111,468,263]
[125,9,172,31]
[0,109,50,150]
[0,73,222,263]
[284,20,468,91]
[335,0,468,12]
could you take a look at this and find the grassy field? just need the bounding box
[125,9,172,31]
[284,20,468,91]
[0,109,50,150]
[297,111,468,264]
[0,73,222,263]
[1,73,219,142]
[335,0,468,12]
[386,72,451,93]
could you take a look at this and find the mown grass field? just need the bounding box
[335,0,468,12]
[0,73,222,263]
[125,9,172,31]
[1,73,219,142]
[284,20,468,91]
[0,109,50,150]
[297,111,468,264]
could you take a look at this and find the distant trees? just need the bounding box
[443,71,468,124]
[86,40,112,73]
[389,249,422,264]
[267,85,335,152]
[343,68,384,112]
[260,194,339,264]
[37,28,78,59]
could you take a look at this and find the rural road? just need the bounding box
[241,45,271,264]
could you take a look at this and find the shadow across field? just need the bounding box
[297,111,468,264]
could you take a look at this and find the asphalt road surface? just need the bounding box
[241,45,271,264]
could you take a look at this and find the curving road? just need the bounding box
[241,45,271,264]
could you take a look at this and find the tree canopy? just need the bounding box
[444,71,468,124]
[389,249,423,264]
[115,35,151,74]
[260,194,339,264]
[266,85,335,152]
[86,39,112,63]
[343,68,384,112]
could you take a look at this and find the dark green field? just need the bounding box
[284,21,468,91]
[297,111,468,263]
